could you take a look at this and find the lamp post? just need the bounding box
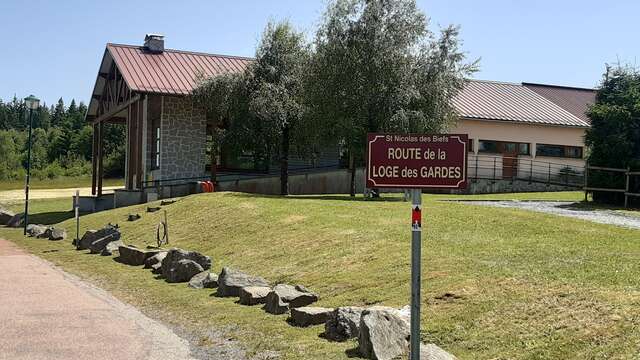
[23,95,40,235]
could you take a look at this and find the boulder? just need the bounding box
[147,206,161,213]
[164,259,204,283]
[47,228,67,241]
[6,213,23,228]
[238,286,271,305]
[144,251,168,269]
[0,209,16,225]
[161,249,211,282]
[100,240,123,256]
[420,343,458,360]
[264,284,319,315]
[188,271,218,289]
[89,234,120,254]
[216,267,269,297]
[78,225,120,250]
[118,245,160,266]
[26,224,48,238]
[358,306,410,360]
[324,306,365,341]
[127,214,141,222]
[151,262,163,274]
[290,307,333,327]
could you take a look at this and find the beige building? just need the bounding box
[452,80,595,182]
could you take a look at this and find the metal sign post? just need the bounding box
[74,190,80,249]
[410,188,422,359]
[365,133,469,360]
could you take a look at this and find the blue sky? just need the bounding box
[1,0,638,107]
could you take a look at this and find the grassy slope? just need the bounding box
[1,191,640,359]
[0,177,123,191]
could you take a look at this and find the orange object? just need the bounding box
[200,181,208,193]
[207,181,216,192]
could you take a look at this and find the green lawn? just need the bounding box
[1,191,639,359]
[0,177,123,191]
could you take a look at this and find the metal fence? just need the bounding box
[468,154,585,188]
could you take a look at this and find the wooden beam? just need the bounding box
[93,95,140,124]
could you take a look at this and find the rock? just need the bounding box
[264,284,319,315]
[127,214,141,222]
[161,249,211,282]
[47,228,67,241]
[151,262,163,274]
[188,271,218,289]
[100,240,123,256]
[118,245,161,266]
[290,307,333,327]
[89,234,120,254]
[144,251,168,269]
[26,224,48,238]
[147,206,161,213]
[160,199,176,206]
[358,306,410,360]
[6,213,23,228]
[216,267,269,297]
[324,306,365,341]
[0,209,15,225]
[164,259,204,283]
[238,286,271,305]
[78,225,120,250]
[420,343,458,360]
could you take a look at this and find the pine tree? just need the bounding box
[51,98,65,128]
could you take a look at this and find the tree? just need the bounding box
[51,98,65,128]
[585,64,640,204]
[248,21,310,195]
[308,0,478,195]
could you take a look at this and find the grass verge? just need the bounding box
[1,191,639,359]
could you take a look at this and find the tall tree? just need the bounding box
[308,0,478,196]
[51,98,65,128]
[248,21,310,195]
[585,64,640,204]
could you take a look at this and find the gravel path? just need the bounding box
[0,186,121,203]
[460,201,640,230]
[0,238,195,360]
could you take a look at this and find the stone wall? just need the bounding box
[160,96,207,181]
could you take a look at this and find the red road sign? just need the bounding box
[366,133,468,189]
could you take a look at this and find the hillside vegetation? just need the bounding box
[1,191,640,359]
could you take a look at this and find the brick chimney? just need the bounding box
[144,34,164,53]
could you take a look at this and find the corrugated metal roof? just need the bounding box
[107,43,252,95]
[523,83,596,124]
[453,80,590,127]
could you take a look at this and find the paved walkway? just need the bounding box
[0,186,121,203]
[0,239,194,360]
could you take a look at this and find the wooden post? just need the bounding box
[625,167,630,208]
[91,123,98,195]
[97,122,104,197]
[584,164,589,202]
[136,101,144,189]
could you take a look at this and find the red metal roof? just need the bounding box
[107,43,252,95]
[523,83,596,124]
[453,80,590,128]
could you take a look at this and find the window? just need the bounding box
[536,144,583,159]
[478,140,530,155]
[153,127,160,169]
[478,140,498,153]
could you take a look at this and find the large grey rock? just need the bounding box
[264,284,318,315]
[26,224,48,238]
[0,209,15,225]
[238,286,271,306]
[6,213,23,228]
[44,227,67,241]
[151,262,163,274]
[420,343,458,360]
[325,306,365,341]
[144,251,168,269]
[164,259,204,283]
[118,245,160,266]
[78,225,120,250]
[100,240,123,256]
[290,307,333,327]
[358,306,410,360]
[216,267,269,297]
[89,234,120,254]
[161,249,211,281]
[188,271,218,289]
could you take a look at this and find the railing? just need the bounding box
[584,165,640,208]
[468,154,585,188]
